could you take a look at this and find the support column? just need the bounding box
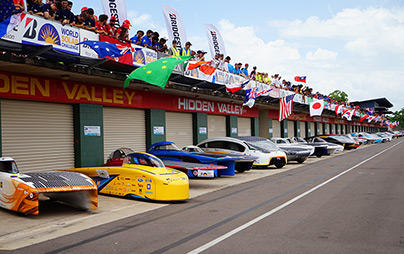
[146,109,166,149]
[281,120,288,138]
[193,113,208,144]
[226,115,238,137]
[73,104,104,167]
[251,117,259,136]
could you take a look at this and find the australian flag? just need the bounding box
[294,76,306,83]
[0,0,22,38]
[77,41,133,58]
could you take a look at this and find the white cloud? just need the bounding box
[270,7,404,57]
[218,19,300,73]
[306,48,338,61]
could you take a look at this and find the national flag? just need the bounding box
[279,94,295,121]
[188,61,216,75]
[124,56,192,89]
[294,76,306,83]
[310,100,324,116]
[77,41,133,58]
[242,87,273,108]
[99,35,133,65]
[0,0,23,38]
[227,80,250,93]
[360,114,370,122]
[335,105,343,116]
[342,109,354,121]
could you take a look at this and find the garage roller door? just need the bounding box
[166,112,193,148]
[1,100,74,172]
[272,120,281,137]
[300,121,306,138]
[287,121,294,138]
[208,115,226,139]
[237,117,251,136]
[103,107,145,161]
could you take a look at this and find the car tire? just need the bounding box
[274,161,285,169]
[297,158,306,164]
[236,168,246,173]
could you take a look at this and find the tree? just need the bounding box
[328,90,348,102]
[389,107,404,129]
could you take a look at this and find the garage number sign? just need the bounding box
[84,126,101,136]
[153,126,165,135]
[199,127,207,134]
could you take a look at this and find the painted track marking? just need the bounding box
[187,141,403,254]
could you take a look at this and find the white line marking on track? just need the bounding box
[187,141,403,254]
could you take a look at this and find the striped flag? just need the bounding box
[278,94,295,121]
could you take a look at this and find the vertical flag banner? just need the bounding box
[205,24,226,57]
[101,0,127,27]
[162,5,187,50]
[279,94,295,121]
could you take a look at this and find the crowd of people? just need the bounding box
[19,0,352,108]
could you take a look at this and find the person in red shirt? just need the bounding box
[13,0,25,11]
[95,14,110,36]
[115,20,131,42]
[108,16,118,37]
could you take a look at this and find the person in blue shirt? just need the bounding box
[141,30,154,49]
[225,56,234,73]
[241,63,249,78]
[55,0,74,25]
[234,63,242,75]
[130,30,144,45]
[180,42,192,56]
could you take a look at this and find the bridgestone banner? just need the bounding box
[162,5,187,50]
[205,24,226,57]
[101,0,127,27]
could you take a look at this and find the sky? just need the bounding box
[72,0,404,112]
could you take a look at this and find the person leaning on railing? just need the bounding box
[180,42,192,56]
[168,40,180,56]
[130,30,145,45]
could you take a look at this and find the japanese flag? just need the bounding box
[310,100,324,116]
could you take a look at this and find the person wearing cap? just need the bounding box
[130,30,144,45]
[141,30,154,49]
[180,42,192,56]
[168,40,180,57]
[116,20,131,42]
[241,63,249,79]
[196,50,206,61]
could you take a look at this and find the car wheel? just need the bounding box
[274,160,285,169]
[236,168,246,173]
[297,158,306,164]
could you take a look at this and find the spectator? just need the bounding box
[83,8,96,31]
[72,13,85,28]
[234,63,242,75]
[241,63,249,78]
[108,16,118,36]
[218,54,227,70]
[116,20,131,42]
[211,53,220,68]
[55,0,74,25]
[249,66,257,80]
[141,30,154,49]
[168,40,180,56]
[13,0,25,11]
[41,1,57,19]
[263,73,271,84]
[256,72,263,82]
[180,41,192,56]
[95,14,110,36]
[151,32,160,50]
[130,30,144,45]
[196,50,206,61]
[156,38,168,53]
[27,0,44,15]
[224,56,233,73]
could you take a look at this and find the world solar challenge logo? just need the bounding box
[134,48,146,65]
[38,24,60,45]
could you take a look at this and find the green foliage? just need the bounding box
[328,90,349,102]
[389,107,404,129]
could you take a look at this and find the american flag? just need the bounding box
[278,94,295,121]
